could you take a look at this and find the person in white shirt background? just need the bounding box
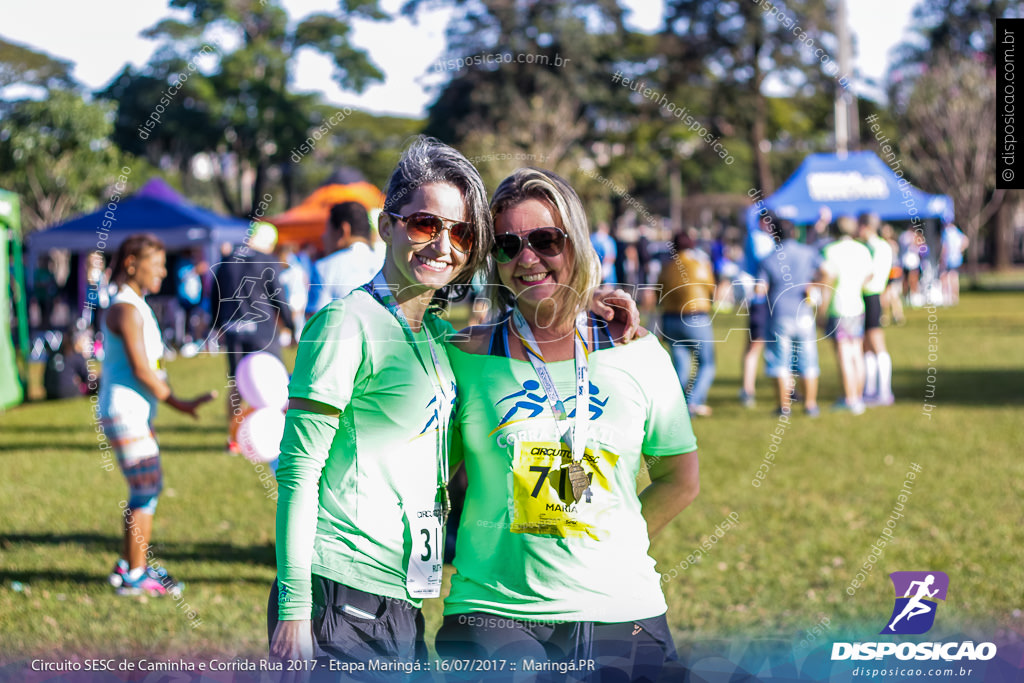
[311,202,385,313]
[275,242,309,342]
[940,221,969,306]
[858,212,895,406]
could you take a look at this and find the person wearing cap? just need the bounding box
[211,221,296,448]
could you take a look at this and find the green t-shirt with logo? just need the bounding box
[276,289,456,619]
[443,333,698,623]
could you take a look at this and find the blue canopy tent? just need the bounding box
[28,178,252,263]
[27,179,253,313]
[745,151,954,233]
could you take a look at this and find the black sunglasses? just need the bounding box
[384,211,474,253]
[492,227,568,263]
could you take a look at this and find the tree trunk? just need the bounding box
[965,216,982,285]
[251,158,267,216]
[994,190,1023,271]
[751,36,773,194]
[281,161,296,210]
[214,173,238,217]
[752,95,773,195]
[669,166,682,233]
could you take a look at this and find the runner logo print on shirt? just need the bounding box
[491,380,609,433]
[419,380,458,436]
[407,378,455,598]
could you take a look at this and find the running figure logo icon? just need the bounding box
[419,381,458,435]
[493,380,609,431]
[881,571,949,635]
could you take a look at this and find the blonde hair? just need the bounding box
[488,168,601,324]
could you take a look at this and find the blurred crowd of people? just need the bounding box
[28,198,967,425]
[25,201,386,409]
[615,211,968,418]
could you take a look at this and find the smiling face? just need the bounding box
[128,248,167,295]
[494,198,573,314]
[380,182,469,295]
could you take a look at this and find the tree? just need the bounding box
[100,0,387,217]
[407,0,699,227]
[662,0,836,194]
[410,0,636,184]
[888,0,1023,273]
[0,36,75,91]
[896,56,1001,280]
[889,0,1021,99]
[287,107,423,192]
[96,64,225,197]
[0,91,138,233]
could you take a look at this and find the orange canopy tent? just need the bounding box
[268,181,385,247]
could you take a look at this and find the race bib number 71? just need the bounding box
[511,441,618,540]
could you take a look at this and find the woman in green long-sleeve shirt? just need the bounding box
[268,137,492,669]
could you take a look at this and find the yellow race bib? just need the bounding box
[511,440,618,540]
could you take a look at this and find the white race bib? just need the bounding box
[405,505,444,598]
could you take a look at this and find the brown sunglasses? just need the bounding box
[384,211,474,253]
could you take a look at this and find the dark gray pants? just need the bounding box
[435,611,681,683]
[268,576,427,682]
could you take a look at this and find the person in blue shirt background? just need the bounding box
[758,220,823,416]
[590,221,617,285]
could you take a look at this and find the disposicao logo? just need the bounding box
[832,571,997,663]
[881,571,948,635]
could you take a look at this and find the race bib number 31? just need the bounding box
[406,505,443,598]
[511,441,618,540]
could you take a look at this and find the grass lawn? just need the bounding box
[1,291,1022,665]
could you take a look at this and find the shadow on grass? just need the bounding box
[1,424,95,434]
[892,367,1024,406]
[1,532,276,574]
[2,531,115,552]
[0,568,272,586]
[0,442,223,455]
[2,423,224,435]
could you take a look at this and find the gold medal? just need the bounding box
[568,462,589,503]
